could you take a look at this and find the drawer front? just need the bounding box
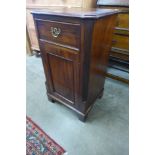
[112,34,129,50]
[110,50,129,61]
[116,13,129,29]
[36,19,81,50]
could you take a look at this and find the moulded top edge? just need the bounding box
[31,7,119,19]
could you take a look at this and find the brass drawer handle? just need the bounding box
[51,27,61,38]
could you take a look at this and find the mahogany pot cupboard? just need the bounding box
[32,8,118,121]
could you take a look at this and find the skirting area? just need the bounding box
[27,56,129,155]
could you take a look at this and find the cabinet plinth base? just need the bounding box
[77,114,87,122]
[98,88,104,99]
[47,93,89,122]
[47,93,56,103]
[46,88,105,122]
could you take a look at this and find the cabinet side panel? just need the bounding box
[87,15,117,105]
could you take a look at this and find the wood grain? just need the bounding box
[87,15,117,107]
[32,8,118,121]
[36,19,81,49]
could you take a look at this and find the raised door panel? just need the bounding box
[47,53,75,103]
[40,41,80,105]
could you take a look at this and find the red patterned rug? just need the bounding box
[26,116,66,155]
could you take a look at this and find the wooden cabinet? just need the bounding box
[32,8,117,121]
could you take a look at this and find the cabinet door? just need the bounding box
[40,41,80,105]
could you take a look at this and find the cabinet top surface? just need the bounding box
[31,7,118,19]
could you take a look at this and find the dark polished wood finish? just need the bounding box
[37,19,81,50]
[32,8,118,121]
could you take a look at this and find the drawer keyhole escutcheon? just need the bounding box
[51,27,61,38]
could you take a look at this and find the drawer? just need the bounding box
[36,19,81,50]
[116,13,129,29]
[110,49,129,61]
[112,34,129,50]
